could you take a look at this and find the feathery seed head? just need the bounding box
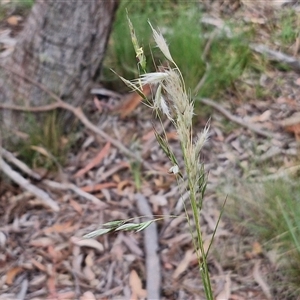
[194,123,210,157]
[148,21,175,64]
[136,72,169,86]
[127,14,146,70]
[159,95,173,121]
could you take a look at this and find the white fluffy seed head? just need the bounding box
[194,123,210,157]
[136,72,169,86]
[148,21,175,64]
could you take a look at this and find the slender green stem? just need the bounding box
[183,148,213,299]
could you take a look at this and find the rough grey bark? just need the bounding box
[0,0,119,128]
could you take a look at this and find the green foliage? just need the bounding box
[275,9,300,46]
[0,0,34,20]
[229,179,300,297]
[15,111,71,170]
[103,0,253,100]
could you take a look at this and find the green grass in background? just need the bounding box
[228,179,300,297]
[102,0,253,100]
[14,111,71,171]
[275,8,300,47]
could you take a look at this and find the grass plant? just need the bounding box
[15,111,70,171]
[274,8,300,47]
[87,18,219,299]
[228,178,300,297]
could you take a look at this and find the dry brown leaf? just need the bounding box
[5,267,23,285]
[113,84,151,119]
[216,273,231,300]
[129,269,147,300]
[57,291,76,300]
[173,249,194,279]
[6,15,22,26]
[249,110,271,123]
[285,124,300,141]
[295,77,300,86]
[30,237,55,247]
[44,221,74,234]
[166,131,178,140]
[253,260,272,299]
[83,265,95,281]
[80,291,96,300]
[70,236,104,253]
[142,129,155,141]
[47,275,57,299]
[81,182,117,193]
[69,199,83,215]
[74,142,111,178]
[149,195,167,212]
[117,180,132,192]
[31,259,47,272]
[47,245,63,263]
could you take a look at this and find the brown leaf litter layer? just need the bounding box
[1,2,300,300]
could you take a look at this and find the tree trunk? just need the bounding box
[0,0,119,130]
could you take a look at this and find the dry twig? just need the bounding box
[0,146,107,207]
[199,97,278,139]
[250,43,300,73]
[0,65,154,171]
[135,193,161,300]
[0,156,60,211]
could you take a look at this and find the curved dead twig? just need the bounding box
[135,193,161,300]
[0,64,154,171]
[199,97,278,139]
[43,180,106,208]
[0,146,106,208]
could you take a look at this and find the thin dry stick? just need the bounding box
[0,157,60,211]
[0,146,107,207]
[43,180,107,208]
[135,193,161,300]
[0,102,60,112]
[0,147,42,180]
[250,43,300,73]
[0,65,154,171]
[200,97,278,139]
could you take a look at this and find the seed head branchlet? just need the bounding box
[148,21,175,64]
[127,12,146,70]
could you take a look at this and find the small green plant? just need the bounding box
[103,1,253,101]
[15,111,70,170]
[88,18,221,300]
[229,178,300,297]
[276,9,300,46]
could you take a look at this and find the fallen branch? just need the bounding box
[135,193,161,300]
[43,180,107,208]
[250,43,300,73]
[199,97,278,139]
[0,147,41,181]
[0,146,107,207]
[0,157,60,211]
[0,64,154,171]
[200,18,300,73]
